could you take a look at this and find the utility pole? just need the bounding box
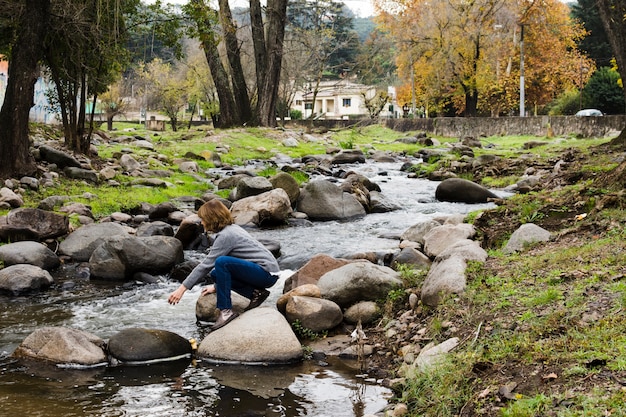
[519,23,526,117]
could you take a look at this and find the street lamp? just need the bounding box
[519,23,526,117]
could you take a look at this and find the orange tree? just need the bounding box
[374,0,593,116]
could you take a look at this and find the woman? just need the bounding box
[168,199,280,330]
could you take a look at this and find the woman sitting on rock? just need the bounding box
[168,199,280,330]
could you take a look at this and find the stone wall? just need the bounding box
[287,116,626,139]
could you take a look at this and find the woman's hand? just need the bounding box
[168,285,187,305]
[201,284,216,297]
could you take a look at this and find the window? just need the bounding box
[305,103,313,110]
[295,100,302,106]
[342,98,351,107]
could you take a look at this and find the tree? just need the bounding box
[139,58,188,132]
[571,0,613,67]
[595,0,626,145]
[582,65,625,114]
[185,0,288,128]
[362,90,390,118]
[100,80,128,131]
[375,0,590,116]
[286,0,359,119]
[0,0,50,179]
[44,0,140,153]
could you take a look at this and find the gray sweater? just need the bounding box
[181,224,280,290]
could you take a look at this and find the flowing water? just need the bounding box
[0,159,508,416]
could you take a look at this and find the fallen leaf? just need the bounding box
[542,372,558,381]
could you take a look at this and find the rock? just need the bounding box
[285,295,343,332]
[59,202,94,218]
[107,328,192,363]
[343,301,381,325]
[435,178,499,203]
[423,223,476,258]
[89,235,184,280]
[12,326,107,366]
[390,247,432,270]
[63,167,99,183]
[38,145,82,169]
[296,180,366,221]
[0,264,54,295]
[0,187,24,208]
[318,263,403,308]
[149,202,178,220]
[0,241,60,270]
[276,284,321,313]
[369,191,401,213]
[196,291,251,322]
[231,188,293,226]
[283,254,356,291]
[58,222,130,262]
[136,221,174,237]
[401,219,442,245]
[269,171,300,204]
[120,154,141,171]
[179,161,199,173]
[331,149,366,164]
[0,208,69,242]
[503,223,551,253]
[197,307,303,364]
[235,176,273,200]
[421,240,487,307]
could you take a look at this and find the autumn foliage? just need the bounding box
[374,0,594,116]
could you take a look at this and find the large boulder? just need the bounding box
[89,235,184,280]
[231,188,293,226]
[284,295,343,332]
[58,222,130,262]
[0,264,54,295]
[0,241,60,270]
[283,254,356,292]
[317,262,403,308]
[197,307,303,364]
[296,180,366,221]
[435,178,499,204]
[0,208,69,242]
[107,328,193,363]
[12,327,107,366]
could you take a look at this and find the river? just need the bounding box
[0,159,506,416]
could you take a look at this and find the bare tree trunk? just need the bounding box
[596,0,626,146]
[0,0,49,179]
[257,0,288,127]
[190,0,239,127]
[250,0,267,108]
[218,0,253,124]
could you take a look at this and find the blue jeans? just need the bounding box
[209,256,278,310]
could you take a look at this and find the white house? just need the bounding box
[292,79,399,120]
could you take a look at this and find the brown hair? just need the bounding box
[197,199,233,232]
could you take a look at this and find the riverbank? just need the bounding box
[3,123,626,416]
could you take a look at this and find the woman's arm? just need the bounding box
[168,284,188,305]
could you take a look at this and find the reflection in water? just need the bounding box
[0,161,507,416]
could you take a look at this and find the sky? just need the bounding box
[342,0,376,17]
